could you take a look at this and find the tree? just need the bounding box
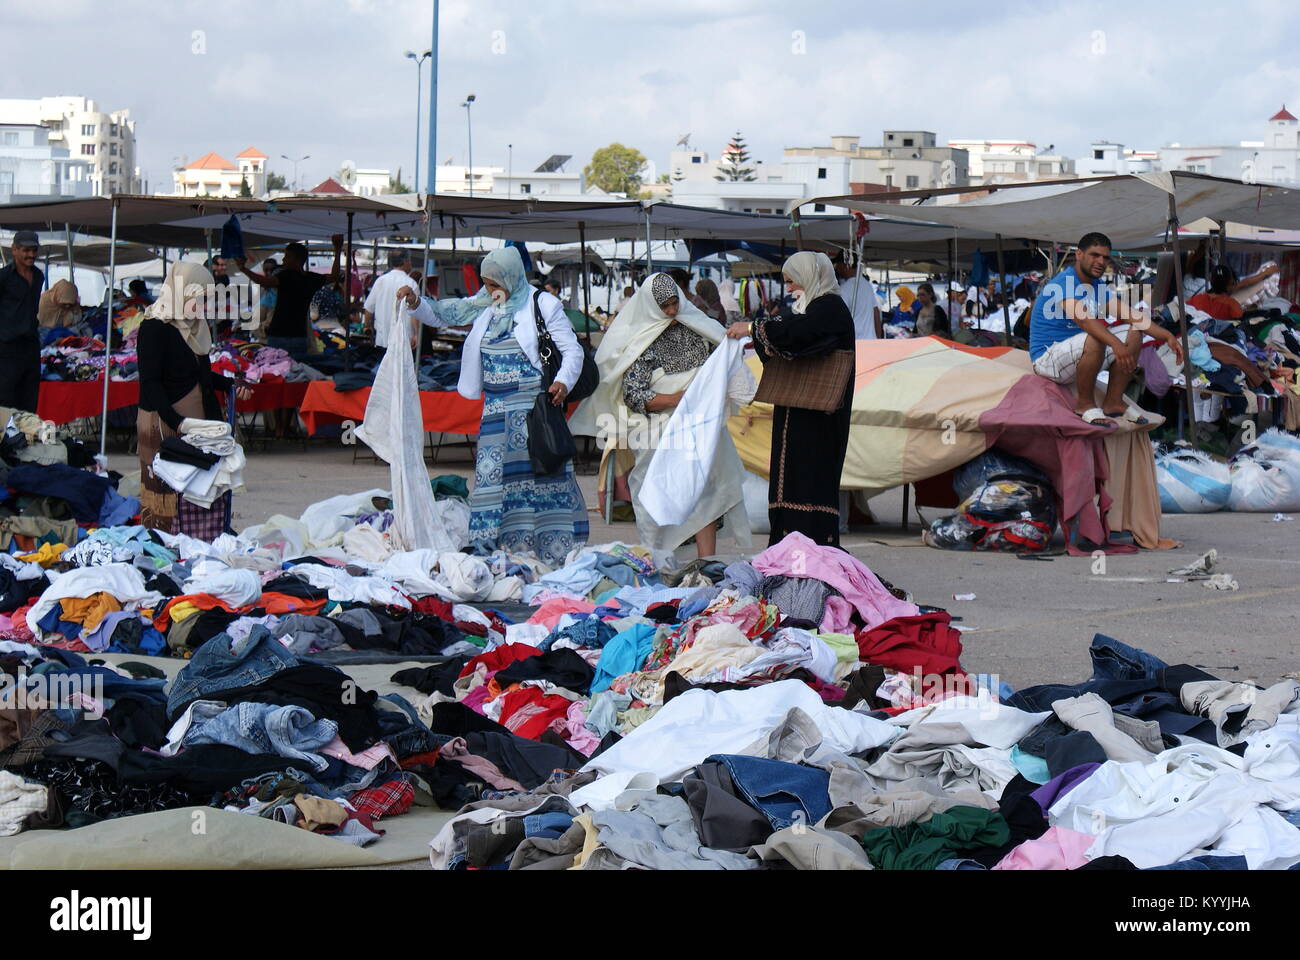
[715,131,757,182]
[386,173,413,195]
[584,143,648,197]
[266,170,289,192]
[238,175,252,198]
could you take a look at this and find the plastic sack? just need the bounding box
[953,449,1052,501]
[1228,431,1300,512]
[927,478,1057,552]
[1155,448,1231,513]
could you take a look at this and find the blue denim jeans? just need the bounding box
[167,625,298,719]
[1090,633,1169,681]
[182,701,337,772]
[706,755,832,830]
[1145,855,1249,871]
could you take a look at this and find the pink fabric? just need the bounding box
[527,597,597,631]
[460,684,492,716]
[820,596,856,634]
[753,532,919,630]
[321,737,397,770]
[992,826,1096,871]
[549,700,602,757]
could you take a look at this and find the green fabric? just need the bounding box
[430,474,470,501]
[565,308,602,334]
[818,633,861,663]
[861,806,1010,870]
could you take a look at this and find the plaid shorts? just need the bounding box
[1032,324,1130,385]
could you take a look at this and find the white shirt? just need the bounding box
[839,275,879,340]
[363,268,415,349]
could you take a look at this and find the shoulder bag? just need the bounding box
[753,348,856,413]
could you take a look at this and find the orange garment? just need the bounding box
[58,593,122,632]
[259,593,327,617]
[1187,292,1243,321]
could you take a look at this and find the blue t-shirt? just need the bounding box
[1028,268,1115,360]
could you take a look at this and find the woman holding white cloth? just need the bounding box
[403,247,587,565]
[570,273,754,563]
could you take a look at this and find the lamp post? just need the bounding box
[281,154,310,191]
[507,143,513,199]
[461,94,476,196]
[405,49,432,191]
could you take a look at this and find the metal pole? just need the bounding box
[345,212,355,371]
[996,233,1012,345]
[64,223,75,289]
[414,58,424,193]
[579,221,593,347]
[644,209,653,273]
[426,0,439,195]
[99,198,119,462]
[507,144,513,199]
[1168,194,1198,449]
[947,237,956,325]
[421,196,434,298]
[466,100,474,197]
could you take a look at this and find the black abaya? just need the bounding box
[752,293,855,547]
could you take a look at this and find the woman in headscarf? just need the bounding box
[37,279,83,332]
[727,251,855,547]
[137,262,249,537]
[405,247,587,565]
[716,278,742,323]
[692,278,728,326]
[570,273,753,563]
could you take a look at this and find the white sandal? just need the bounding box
[1077,407,1114,425]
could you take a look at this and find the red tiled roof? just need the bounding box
[236,146,267,159]
[306,178,351,194]
[1270,105,1298,122]
[188,152,236,171]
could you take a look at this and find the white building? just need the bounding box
[434,154,599,198]
[1076,141,1159,177]
[0,96,140,194]
[352,168,392,197]
[0,122,93,202]
[171,147,267,198]
[947,139,1076,185]
[1160,107,1300,184]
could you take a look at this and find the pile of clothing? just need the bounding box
[209,341,328,385]
[927,450,1059,553]
[150,419,245,509]
[3,486,1300,871]
[39,338,137,383]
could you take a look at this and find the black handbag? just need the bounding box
[533,290,599,403]
[526,392,577,476]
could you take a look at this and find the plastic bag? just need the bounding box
[953,449,1051,502]
[1228,431,1300,512]
[927,477,1057,552]
[1155,448,1231,513]
[743,470,770,535]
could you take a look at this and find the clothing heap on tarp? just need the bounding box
[208,342,328,385]
[0,409,96,470]
[3,501,1298,869]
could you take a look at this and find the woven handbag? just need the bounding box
[753,349,855,413]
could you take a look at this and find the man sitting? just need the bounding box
[1029,232,1183,425]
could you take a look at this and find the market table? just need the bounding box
[38,379,314,425]
[299,381,482,437]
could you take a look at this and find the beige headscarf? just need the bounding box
[568,271,722,436]
[145,262,214,354]
[782,251,840,315]
[38,279,81,328]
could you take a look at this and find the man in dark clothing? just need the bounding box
[0,231,44,413]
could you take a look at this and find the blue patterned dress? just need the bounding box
[469,314,588,566]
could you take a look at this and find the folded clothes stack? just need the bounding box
[151,419,246,509]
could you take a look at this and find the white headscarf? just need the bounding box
[145,262,214,354]
[569,271,722,434]
[717,278,740,315]
[782,251,840,315]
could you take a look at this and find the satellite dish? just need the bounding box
[339,161,357,187]
[676,133,691,148]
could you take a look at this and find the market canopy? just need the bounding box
[808,172,1300,248]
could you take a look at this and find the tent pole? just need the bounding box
[1168,194,1198,450]
[345,212,355,372]
[947,237,956,323]
[99,198,119,463]
[64,223,75,288]
[996,234,1012,345]
[644,209,653,273]
[419,196,434,368]
[579,221,592,348]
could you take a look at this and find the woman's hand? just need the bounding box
[548,381,569,407]
[726,321,751,340]
[235,385,253,402]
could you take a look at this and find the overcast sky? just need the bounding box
[5,0,1300,191]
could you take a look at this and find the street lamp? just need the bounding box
[507,143,513,199]
[461,94,476,196]
[281,154,310,192]
[405,49,432,191]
